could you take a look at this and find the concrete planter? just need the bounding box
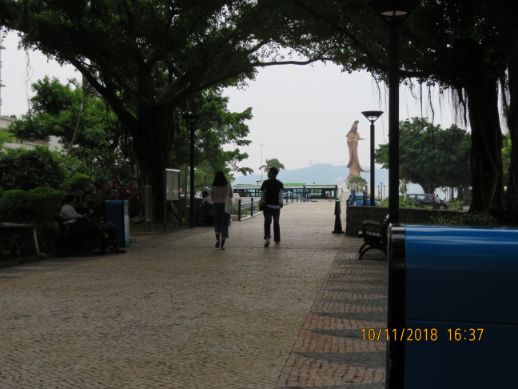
[345,205,465,236]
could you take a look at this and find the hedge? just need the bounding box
[0,186,66,256]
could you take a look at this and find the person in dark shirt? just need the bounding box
[260,167,284,247]
[60,194,104,254]
[76,191,125,254]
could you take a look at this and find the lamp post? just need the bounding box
[369,3,414,388]
[370,0,413,224]
[183,108,198,229]
[361,110,383,206]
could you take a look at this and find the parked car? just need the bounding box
[405,193,448,209]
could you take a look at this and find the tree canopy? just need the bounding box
[3,0,517,216]
[10,77,254,194]
[347,176,367,192]
[375,118,471,194]
[0,127,14,149]
[259,158,285,172]
[10,77,136,185]
[0,0,326,220]
[171,89,253,177]
[283,0,517,212]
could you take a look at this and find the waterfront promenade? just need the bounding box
[0,200,387,388]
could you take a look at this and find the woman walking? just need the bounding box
[210,171,233,249]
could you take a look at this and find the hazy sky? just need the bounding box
[223,64,456,174]
[2,31,457,175]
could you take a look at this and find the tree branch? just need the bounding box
[293,0,384,67]
[254,57,331,67]
[69,58,137,131]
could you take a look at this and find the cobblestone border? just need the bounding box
[275,252,388,389]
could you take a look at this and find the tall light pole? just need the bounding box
[369,3,414,389]
[362,110,384,206]
[388,17,400,224]
[370,0,413,224]
[183,106,198,228]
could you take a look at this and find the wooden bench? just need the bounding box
[357,215,389,259]
[0,222,40,259]
[54,214,98,256]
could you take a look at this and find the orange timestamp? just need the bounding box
[360,327,485,342]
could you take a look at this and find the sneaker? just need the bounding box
[264,238,270,248]
[215,240,220,248]
[220,239,226,250]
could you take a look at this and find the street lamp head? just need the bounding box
[369,0,415,20]
[362,110,384,123]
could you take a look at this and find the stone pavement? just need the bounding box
[0,200,387,389]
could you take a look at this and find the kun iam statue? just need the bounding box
[346,120,364,180]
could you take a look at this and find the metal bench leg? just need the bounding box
[359,244,371,259]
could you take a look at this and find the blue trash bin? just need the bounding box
[104,200,130,247]
[387,225,518,389]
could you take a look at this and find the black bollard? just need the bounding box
[332,200,344,233]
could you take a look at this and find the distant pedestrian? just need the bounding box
[210,171,233,250]
[260,167,284,247]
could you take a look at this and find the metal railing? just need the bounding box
[234,194,309,221]
[287,193,310,202]
[236,198,258,221]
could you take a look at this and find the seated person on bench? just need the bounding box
[60,195,104,253]
[76,192,126,254]
[60,195,125,254]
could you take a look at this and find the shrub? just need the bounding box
[0,187,65,223]
[431,212,498,226]
[0,147,64,190]
[0,189,29,221]
[446,199,464,211]
[63,173,94,195]
[347,176,367,192]
[53,152,88,184]
[378,196,419,209]
[0,187,66,256]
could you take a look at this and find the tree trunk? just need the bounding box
[131,105,176,222]
[506,58,518,212]
[465,78,504,212]
[423,185,434,194]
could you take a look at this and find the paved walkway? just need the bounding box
[0,200,387,389]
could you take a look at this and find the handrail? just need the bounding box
[234,194,307,221]
[236,198,258,221]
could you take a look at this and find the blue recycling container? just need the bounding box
[103,200,130,247]
[387,225,518,389]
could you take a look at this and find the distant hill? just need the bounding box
[233,163,390,186]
